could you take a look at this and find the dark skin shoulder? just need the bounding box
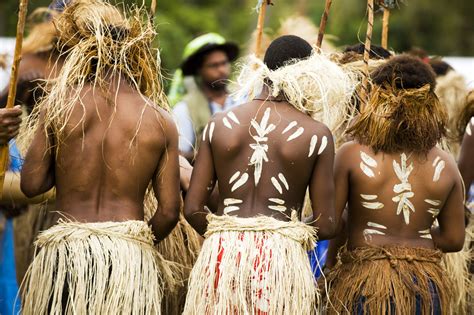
[21,77,180,241]
[332,141,465,253]
[185,90,336,238]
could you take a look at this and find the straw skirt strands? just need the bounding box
[144,189,202,315]
[21,220,177,315]
[235,53,358,135]
[326,246,454,315]
[441,219,473,314]
[183,212,319,315]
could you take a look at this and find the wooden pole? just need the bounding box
[381,7,390,49]
[255,1,270,58]
[316,0,333,49]
[361,0,374,110]
[0,0,29,196]
[151,0,157,16]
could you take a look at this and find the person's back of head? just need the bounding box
[263,35,313,71]
[349,54,447,154]
[343,43,392,60]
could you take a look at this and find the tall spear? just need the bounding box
[255,1,272,58]
[0,0,29,196]
[361,0,375,110]
[316,0,333,49]
[381,6,390,49]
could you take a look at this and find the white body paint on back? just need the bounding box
[209,122,216,143]
[318,136,328,155]
[249,108,276,185]
[363,222,387,241]
[223,198,243,214]
[308,135,318,157]
[231,173,249,192]
[287,127,304,142]
[392,153,415,225]
[268,197,287,212]
[360,151,377,178]
[465,117,474,136]
[432,159,445,182]
[222,111,241,130]
[360,194,384,209]
[282,121,297,134]
[418,229,432,239]
[202,124,209,141]
[425,199,441,218]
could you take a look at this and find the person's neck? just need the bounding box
[254,85,286,102]
[201,83,228,106]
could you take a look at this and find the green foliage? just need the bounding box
[0,0,472,75]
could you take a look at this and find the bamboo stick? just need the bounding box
[255,1,270,58]
[0,0,29,197]
[316,0,333,49]
[381,7,390,49]
[361,0,374,110]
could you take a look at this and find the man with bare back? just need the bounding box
[19,1,180,313]
[183,35,338,314]
[326,55,465,314]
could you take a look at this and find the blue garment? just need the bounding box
[0,140,23,314]
[308,240,329,279]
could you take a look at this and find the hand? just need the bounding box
[0,105,22,145]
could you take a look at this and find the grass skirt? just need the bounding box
[183,212,318,315]
[326,246,454,314]
[21,220,176,315]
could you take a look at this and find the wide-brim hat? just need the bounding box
[181,33,239,76]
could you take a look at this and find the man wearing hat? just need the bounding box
[172,33,239,160]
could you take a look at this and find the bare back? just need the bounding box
[335,141,465,250]
[22,78,178,224]
[185,98,336,237]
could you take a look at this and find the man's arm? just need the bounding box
[431,160,466,252]
[2,171,55,204]
[20,113,55,197]
[458,123,474,192]
[325,143,352,266]
[184,120,216,236]
[309,126,336,240]
[149,114,181,241]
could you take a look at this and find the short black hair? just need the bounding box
[429,59,453,77]
[263,35,313,70]
[372,54,437,91]
[344,43,391,60]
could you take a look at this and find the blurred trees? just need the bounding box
[0,0,472,73]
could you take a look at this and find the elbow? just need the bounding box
[315,223,337,240]
[184,203,198,224]
[20,179,40,198]
[439,233,465,253]
[164,204,180,228]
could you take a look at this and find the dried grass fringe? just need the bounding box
[144,189,202,315]
[235,52,358,135]
[18,0,168,155]
[349,83,447,154]
[20,220,178,315]
[326,246,454,315]
[183,212,319,315]
[441,218,474,314]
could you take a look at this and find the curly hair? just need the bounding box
[349,55,447,154]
